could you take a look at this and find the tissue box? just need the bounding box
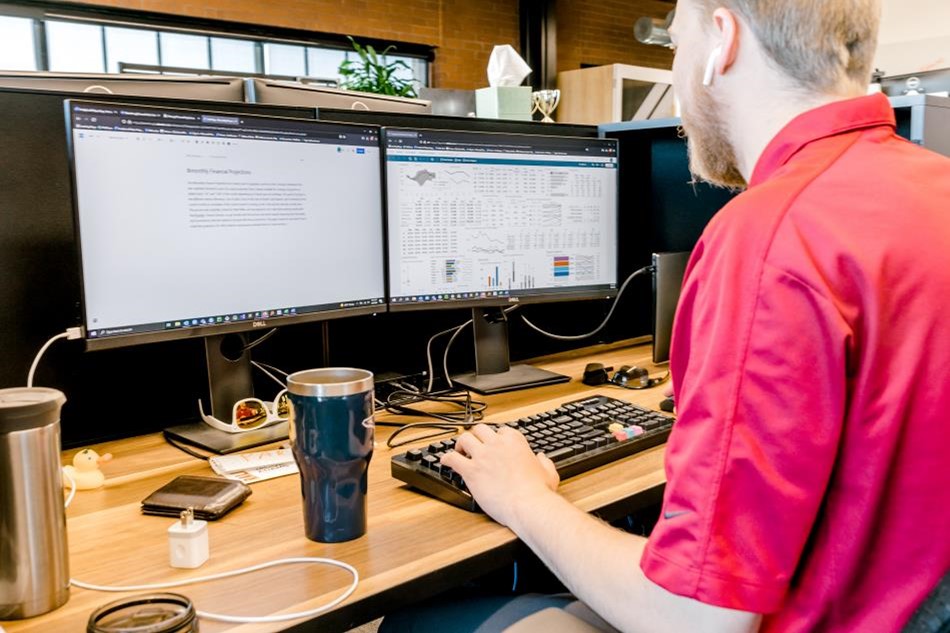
[475,86,532,120]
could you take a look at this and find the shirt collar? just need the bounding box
[749,93,896,187]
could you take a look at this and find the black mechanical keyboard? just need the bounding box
[390,395,675,512]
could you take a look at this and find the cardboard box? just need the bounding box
[475,86,533,120]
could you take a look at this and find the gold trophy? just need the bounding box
[531,89,561,123]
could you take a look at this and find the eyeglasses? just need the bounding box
[199,390,289,433]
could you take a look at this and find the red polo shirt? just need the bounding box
[641,94,950,632]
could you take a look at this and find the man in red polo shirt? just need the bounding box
[383,0,950,631]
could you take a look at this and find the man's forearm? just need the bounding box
[511,490,761,633]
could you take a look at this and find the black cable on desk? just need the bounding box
[378,388,487,449]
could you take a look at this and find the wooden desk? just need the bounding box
[3,340,669,633]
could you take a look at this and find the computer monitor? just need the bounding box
[383,127,620,394]
[599,119,737,340]
[0,71,246,101]
[65,100,385,449]
[248,78,431,114]
[652,251,690,364]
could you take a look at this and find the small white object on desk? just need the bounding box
[209,448,298,484]
[63,448,112,490]
[168,508,208,569]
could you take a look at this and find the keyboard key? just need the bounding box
[545,447,574,461]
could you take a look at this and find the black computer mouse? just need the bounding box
[613,365,650,388]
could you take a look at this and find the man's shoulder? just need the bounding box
[707,129,950,249]
[700,180,792,249]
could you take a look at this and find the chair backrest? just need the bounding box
[904,572,950,633]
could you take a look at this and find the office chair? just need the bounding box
[904,572,950,633]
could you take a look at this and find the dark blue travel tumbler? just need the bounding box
[287,368,374,543]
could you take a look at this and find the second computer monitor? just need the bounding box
[384,128,620,310]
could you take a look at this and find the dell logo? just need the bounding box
[252,320,268,328]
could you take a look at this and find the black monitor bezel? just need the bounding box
[64,98,388,351]
[380,126,621,313]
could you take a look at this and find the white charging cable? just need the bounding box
[64,464,358,624]
[62,469,77,509]
[63,469,358,623]
[71,558,359,624]
[27,327,83,388]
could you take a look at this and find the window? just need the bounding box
[105,26,158,73]
[210,37,256,73]
[0,15,36,70]
[159,32,209,70]
[0,7,429,87]
[306,47,346,81]
[46,20,104,72]
[263,42,306,77]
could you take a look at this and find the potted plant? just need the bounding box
[338,37,418,98]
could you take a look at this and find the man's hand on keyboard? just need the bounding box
[441,424,560,527]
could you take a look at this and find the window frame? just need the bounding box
[0,0,433,87]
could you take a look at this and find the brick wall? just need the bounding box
[557,0,674,71]
[60,0,672,88]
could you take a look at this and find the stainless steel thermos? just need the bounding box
[0,387,70,619]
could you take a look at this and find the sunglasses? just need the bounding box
[199,389,290,433]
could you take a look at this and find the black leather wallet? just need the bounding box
[141,475,251,520]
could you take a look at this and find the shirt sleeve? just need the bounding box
[640,241,852,613]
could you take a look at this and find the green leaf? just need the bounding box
[339,37,418,98]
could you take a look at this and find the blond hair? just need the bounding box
[700,0,881,92]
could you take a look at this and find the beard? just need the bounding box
[678,69,747,190]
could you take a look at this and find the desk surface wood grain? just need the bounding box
[3,340,669,633]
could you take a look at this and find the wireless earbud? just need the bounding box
[702,45,723,87]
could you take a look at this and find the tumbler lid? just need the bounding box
[87,593,196,633]
[288,368,373,398]
[0,387,66,434]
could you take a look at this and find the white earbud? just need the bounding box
[702,45,723,87]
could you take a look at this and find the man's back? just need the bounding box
[641,95,950,631]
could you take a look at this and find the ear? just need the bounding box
[711,7,740,78]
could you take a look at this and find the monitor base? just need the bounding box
[452,364,570,395]
[163,420,289,455]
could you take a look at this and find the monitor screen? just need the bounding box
[66,100,386,349]
[383,128,620,310]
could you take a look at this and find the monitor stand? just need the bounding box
[452,308,570,395]
[163,333,289,454]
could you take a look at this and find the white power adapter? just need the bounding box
[168,508,209,569]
